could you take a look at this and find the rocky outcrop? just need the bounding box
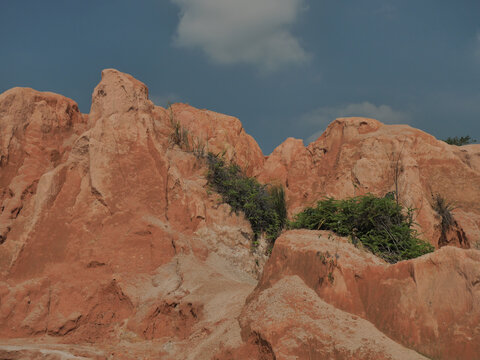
[242,230,480,360]
[0,69,266,358]
[240,275,429,360]
[1,69,479,359]
[170,103,264,176]
[0,87,87,246]
[258,118,480,248]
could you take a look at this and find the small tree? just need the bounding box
[443,136,476,146]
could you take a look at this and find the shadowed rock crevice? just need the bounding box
[248,332,276,360]
[142,301,202,340]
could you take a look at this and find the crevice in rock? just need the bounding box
[134,230,152,236]
[10,206,22,219]
[0,154,8,168]
[250,331,276,360]
[408,263,417,285]
[167,258,184,296]
[86,261,106,268]
[165,164,171,221]
[21,180,39,200]
[45,283,52,335]
[48,314,83,337]
[437,219,470,249]
[0,226,11,245]
[142,300,201,340]
[90,186,111,213]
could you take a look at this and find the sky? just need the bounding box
[1,0,479,154]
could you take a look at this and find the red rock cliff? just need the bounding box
[258,117,480,248]
[0,69,479,359]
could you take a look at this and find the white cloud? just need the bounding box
[170,0,310,72]
[302,102,411,143]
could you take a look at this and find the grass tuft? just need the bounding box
[431,193,455,235]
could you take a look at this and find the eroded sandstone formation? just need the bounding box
[0,69,479,359]
[241,230,480,359]
[258,118,480,249]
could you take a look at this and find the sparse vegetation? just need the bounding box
[290,194,434,263]
[166,105,286,244]
[168,104,190,151]
[166,106,434,259]
[431,193,455,234]
[387,141,407,206]
[317,250,338,285]
[443,136,476,146]
[191,137,207,158]
[170,119,190,150]
[206,152,287,242]
[167,103,208,157]
[430,193,462,247]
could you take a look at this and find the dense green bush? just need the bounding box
[290,194,434,263]
[443,136,476,146]
[206,153,286,242]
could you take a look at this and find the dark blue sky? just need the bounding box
[1,0,479,154]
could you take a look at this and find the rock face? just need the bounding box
[258,118,480,248]
[244,230,480,360]
[0,87,88,246]
[0,69,479,359]
[0,69,265,359]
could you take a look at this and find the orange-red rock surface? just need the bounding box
[0,70,264,359]
[258,118,480,248]
[244,230,480,359]
[0,69,479,359]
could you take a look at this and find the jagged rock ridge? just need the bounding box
[0,69,479,359]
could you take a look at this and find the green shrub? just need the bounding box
[443,136,476,146]
[206,153,286,242]
[290,194,434,263]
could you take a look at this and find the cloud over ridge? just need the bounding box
[170,0,310,71]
